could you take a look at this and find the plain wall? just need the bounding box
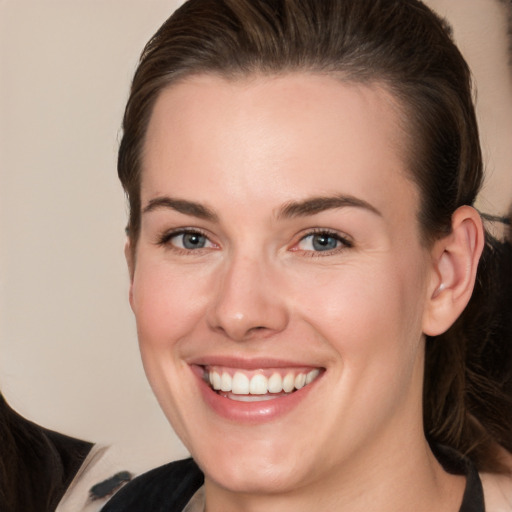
[0,0,190,472]
[1,0,511,472]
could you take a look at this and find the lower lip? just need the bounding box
[193,366,321,424]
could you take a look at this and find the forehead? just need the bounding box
[142,73,418,220]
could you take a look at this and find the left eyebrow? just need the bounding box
[142,196,218,222]
[277,195,382,219]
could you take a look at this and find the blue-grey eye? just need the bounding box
[183,233,206,249]
[171,231,211,250]
[297,232,344,252]
[312,233,339,251]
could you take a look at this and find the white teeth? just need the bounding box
[210,372,222,390]
[228,393,280,402]
[249,374,268,395]
[267,373,282,393]
[207,368,321,397]
[294,373,306,389]
[221,372,232,392]
[306,369,320,384]
[232,372,250,394]
[282,372,295,393]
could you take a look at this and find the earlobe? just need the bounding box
[422,206,484,336]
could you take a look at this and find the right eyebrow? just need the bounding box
[142,196,218,222]
[277,194,382,219]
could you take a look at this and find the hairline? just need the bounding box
[127,69,429,255]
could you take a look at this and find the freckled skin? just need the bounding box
[129,74,463,511]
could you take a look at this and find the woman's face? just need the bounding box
[130,74,436,495]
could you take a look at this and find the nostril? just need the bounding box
[206,283,289,341]
[246,326,273,337]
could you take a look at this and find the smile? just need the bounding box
[204,366,321,401]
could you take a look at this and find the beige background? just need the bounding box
[1,0,511,473]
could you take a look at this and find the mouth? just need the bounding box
[203,366,322,402]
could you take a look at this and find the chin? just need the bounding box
[202,454,306,495]
[186,428,311,494]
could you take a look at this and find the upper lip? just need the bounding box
[188,355,323,371]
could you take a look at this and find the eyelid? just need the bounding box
[290,228,353,255]
[155,226,352,255]
[156,227,218,250]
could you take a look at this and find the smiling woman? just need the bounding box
[102,1,512,511]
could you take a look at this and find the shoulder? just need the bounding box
[480,450,512,512]
[43,427,94,486]
[100,458,204,512]
[56,444,133,512]
[480,472,512,512]
[7,412,94,511]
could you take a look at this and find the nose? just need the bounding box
[206,252,289,342]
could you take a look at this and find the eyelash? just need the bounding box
[156,228,353,256]
[157,228,216,253]
[292,229,353,257]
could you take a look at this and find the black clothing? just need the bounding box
[101,447,485,512]
[435,444,485,512]
[101,458,204,512]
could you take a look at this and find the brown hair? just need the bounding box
[0,392,93,511]
[118,0,512,471]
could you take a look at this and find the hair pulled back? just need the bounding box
[118,0,512,471]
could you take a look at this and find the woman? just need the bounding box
[103,0,512,510]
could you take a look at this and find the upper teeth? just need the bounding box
[208,368,320,395]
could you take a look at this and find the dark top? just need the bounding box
[101,446,485,512]
[101,458,204,512]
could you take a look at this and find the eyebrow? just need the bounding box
[143,196,218,222]
[142,194,381,222]
[277,195,382,219]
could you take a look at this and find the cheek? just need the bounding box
[292,257,428,363]
[130,261,210,437]
[131,260,211,349]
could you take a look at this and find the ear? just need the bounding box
[124,238,135,309]
[422,206,484,336]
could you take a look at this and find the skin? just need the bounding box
[128,74,472,512]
